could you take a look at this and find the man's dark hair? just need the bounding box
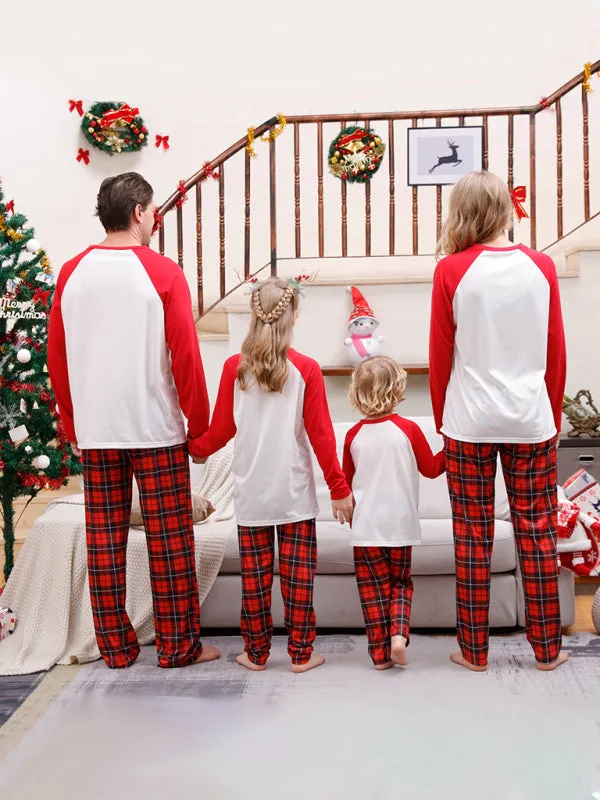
[95,172,154,232]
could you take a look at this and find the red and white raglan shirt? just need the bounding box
[189,349,350,527]
[429,244,566,443]
[48,246,209,449]
[343,415,445,547]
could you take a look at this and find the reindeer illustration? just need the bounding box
[428,140,462,174]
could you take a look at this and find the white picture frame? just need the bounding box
[407,126,483,186]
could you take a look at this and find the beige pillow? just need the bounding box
[130,492,215,528]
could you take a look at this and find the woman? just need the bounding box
[429,171,567,672]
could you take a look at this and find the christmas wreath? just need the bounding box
[81,102,148,155]
[328,126,385,183]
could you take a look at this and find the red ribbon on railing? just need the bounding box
[510,186,529,221]
[152,210,164,234]
[155,134,170,150]
[99,104,139,129]
[5,200,15,214]
[202,161,220,181]
[76,148,90,165]
[69,99,84,116]
[175,180,188,209]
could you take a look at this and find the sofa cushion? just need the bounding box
[314,418,510,523]
[218,517,516,576]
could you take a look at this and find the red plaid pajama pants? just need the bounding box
[445,437,562,667]
[354,546,413,665]
[82,444,203,669]
[237,519,317,666]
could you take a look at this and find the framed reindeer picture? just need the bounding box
[407,126,483,186]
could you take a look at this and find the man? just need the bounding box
[48,172,219,669]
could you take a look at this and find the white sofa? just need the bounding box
[200,418,575,629]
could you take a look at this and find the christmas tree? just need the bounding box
[0,179,81,582]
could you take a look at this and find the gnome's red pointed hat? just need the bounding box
[348,286,377,324]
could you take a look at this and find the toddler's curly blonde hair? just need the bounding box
[349,356,407,418]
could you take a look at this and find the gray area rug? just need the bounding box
[0,633,599,800]
[0,673,44,729]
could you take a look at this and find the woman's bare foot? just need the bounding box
[536,652,568,671]
[236,652,266,671]
[375,661,394,670]
[291,654,325,673]
[193,645,221,664]
[391,635,408,666]
[450,652,487,672]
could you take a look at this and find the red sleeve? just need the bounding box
[429,261,456,434]
[342,423,363,489]
[545,272,567,433]
[394,417,445,478]
[164,269,210,440]
[188,356,239,459]
[289,351,350,501]
[47,254,86,443]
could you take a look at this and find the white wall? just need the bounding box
[1,0,599,270]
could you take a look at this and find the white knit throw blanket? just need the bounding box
[0,443,234,676]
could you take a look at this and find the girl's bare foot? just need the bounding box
[291,654,325,673]
[193,645,221,664]
[391,635,408,666]
[536,652,568,671]
[236,652,266,671]
[375,661,394,670]
[450,652,487,672]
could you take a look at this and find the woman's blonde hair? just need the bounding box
[436,171,513,258]
[349,356,407,418]
[238,276,299,393]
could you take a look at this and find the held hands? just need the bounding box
[332,493,354,525]
[70,442,82,459]
[191,456,207,464]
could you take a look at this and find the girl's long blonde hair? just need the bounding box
[436,171,513,259]
[238,276,299,393]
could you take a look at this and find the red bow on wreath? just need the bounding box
[510,186,529,221]
[69,99,84,116]
[33,288,51,307]
[99,104,140,129]
[155,134,170,150]
[5,200,15,214]
[76,148,90,165]
[336,130,367,149]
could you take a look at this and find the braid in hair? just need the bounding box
[252,283,295,324]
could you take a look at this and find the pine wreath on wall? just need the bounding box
[81,102,148,155]
[328,126,385,183]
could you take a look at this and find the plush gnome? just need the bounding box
[344,286,384,366]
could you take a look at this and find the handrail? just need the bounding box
[157,115,279,216]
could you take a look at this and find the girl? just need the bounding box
[343,357,444,669]
[189,277,353,673]
[430,171,568,672]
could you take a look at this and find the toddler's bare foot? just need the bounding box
[391,635,408,666]
[236,652,266,671]
[536,652,568,671]
[375,661,394,670]
[291,654,325,673]
[450,652,487,672]
[193,645,221,664]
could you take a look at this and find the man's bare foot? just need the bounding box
[193,645,221,664]
[536,651,568,671]
[375,661,394,670]
[291,654,325,673]
[391,635,408,666]
[450,652,487,672]
[236,652,266,671]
